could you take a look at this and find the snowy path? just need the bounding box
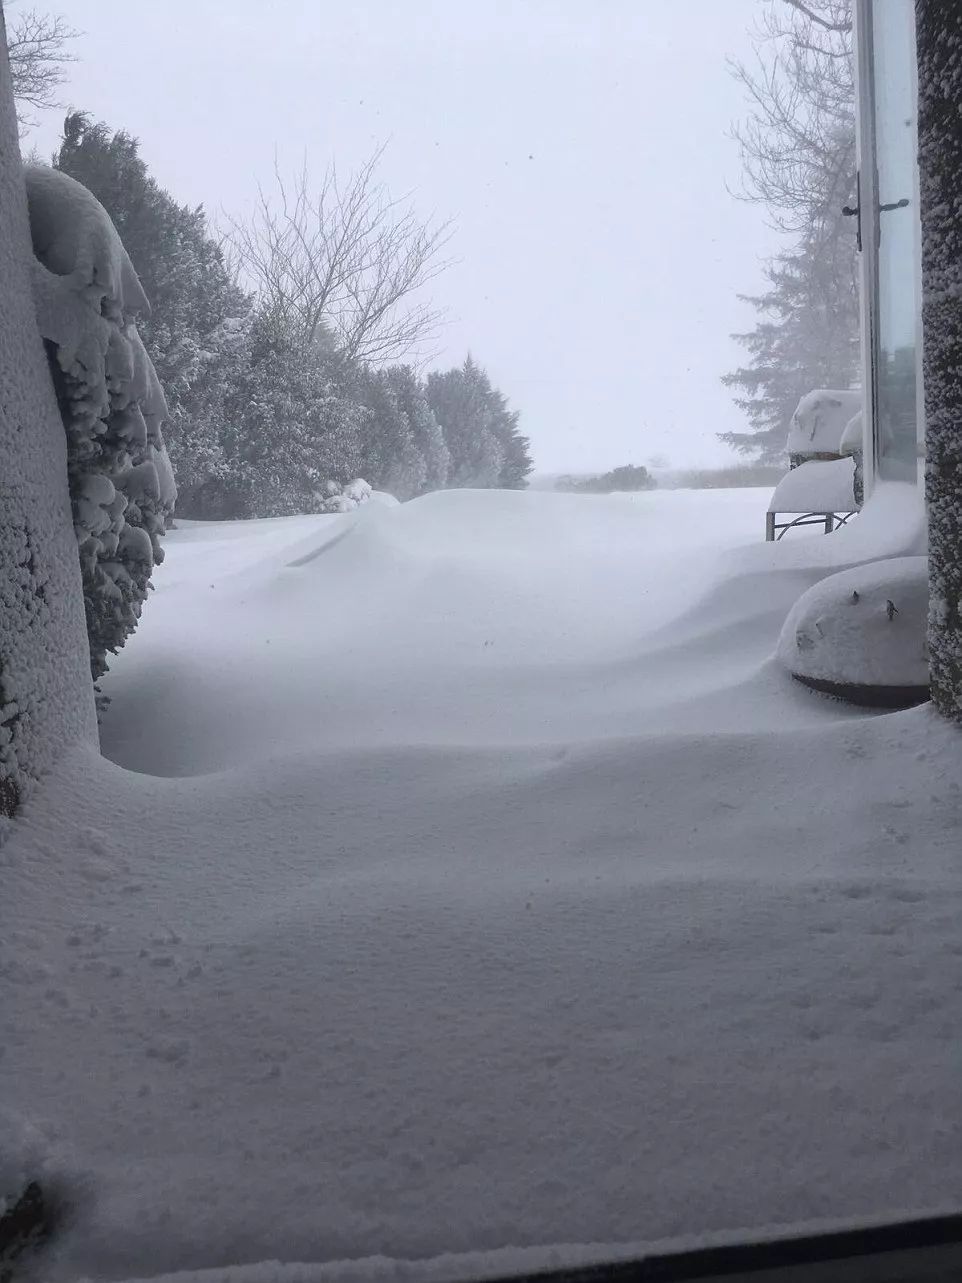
[3,488,960,1283]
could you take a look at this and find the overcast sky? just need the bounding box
[29,0,784,474]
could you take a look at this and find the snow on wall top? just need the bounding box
[786,389,862,457]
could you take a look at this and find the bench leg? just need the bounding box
[824,514,835,534]
[766,512,776,542]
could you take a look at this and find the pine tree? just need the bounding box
[53,113,248,507]
[426,356,532,489]
[383,366,450,494]
[355,368,424,500]
[721,228,859,462]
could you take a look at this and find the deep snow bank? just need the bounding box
[5,485,959,1283]
[99,486,922,776]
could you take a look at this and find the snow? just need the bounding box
[839,411,862,457]
[767,458,856,514]
[778,557,929,689]
[25,164,176,685]
[23,164,148,319]
[785,389,862,458]
[3,485,960,1283]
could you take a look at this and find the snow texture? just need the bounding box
[839,411,862,456]
[767,457,855,514]
[917,0,962,719]
[3,483,959,1282]
[24,164,175,685]
[777,557,929,688]
[0,33,96,820]
[785,389,861,460]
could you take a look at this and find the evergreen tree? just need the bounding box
[721,227,859,462]
[426,356,532,489]
[207,308,365,519]
[355,367,425,501]
[355,365,450,499]
[53,112,248,505]
[384,366,450,494]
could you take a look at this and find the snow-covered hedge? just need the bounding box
[24,165,175,688]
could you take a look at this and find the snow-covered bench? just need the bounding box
[766,456,857,541]
[766,389,861,541]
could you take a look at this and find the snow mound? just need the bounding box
[777,557,929,692]
[5,486,962,1278]
[767,457,855,514]
[786,389,861,458]
[24,164,148,319]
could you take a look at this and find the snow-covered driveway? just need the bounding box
[3,487,960,1283]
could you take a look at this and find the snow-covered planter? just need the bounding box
[317,477,372,514]
[777,557,929,707]
[24,165,175,688]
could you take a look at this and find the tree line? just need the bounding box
[50,112,532,518]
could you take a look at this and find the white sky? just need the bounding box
[29,0,785,474]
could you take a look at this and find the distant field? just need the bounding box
[531,463,785,491]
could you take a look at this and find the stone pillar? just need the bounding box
[917,0,962,721]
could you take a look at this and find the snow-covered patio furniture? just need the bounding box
[766,389,861,540]
[766,456,857,541]
[786,388,862,468]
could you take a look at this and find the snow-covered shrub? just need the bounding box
[317,478,372,513]
[24,164,175,687]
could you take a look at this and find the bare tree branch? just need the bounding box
[728,0,855,233]
[4,3,79,132]
[784,0,852,32]
[225,147,455,366]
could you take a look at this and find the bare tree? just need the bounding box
[721,1,859,461]
[4,3,78,131]
[226,147,454,366]
[729,0,854,235]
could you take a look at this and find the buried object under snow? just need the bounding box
[776,556,929,707]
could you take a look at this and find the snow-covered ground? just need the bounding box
[4,486,961,1283]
